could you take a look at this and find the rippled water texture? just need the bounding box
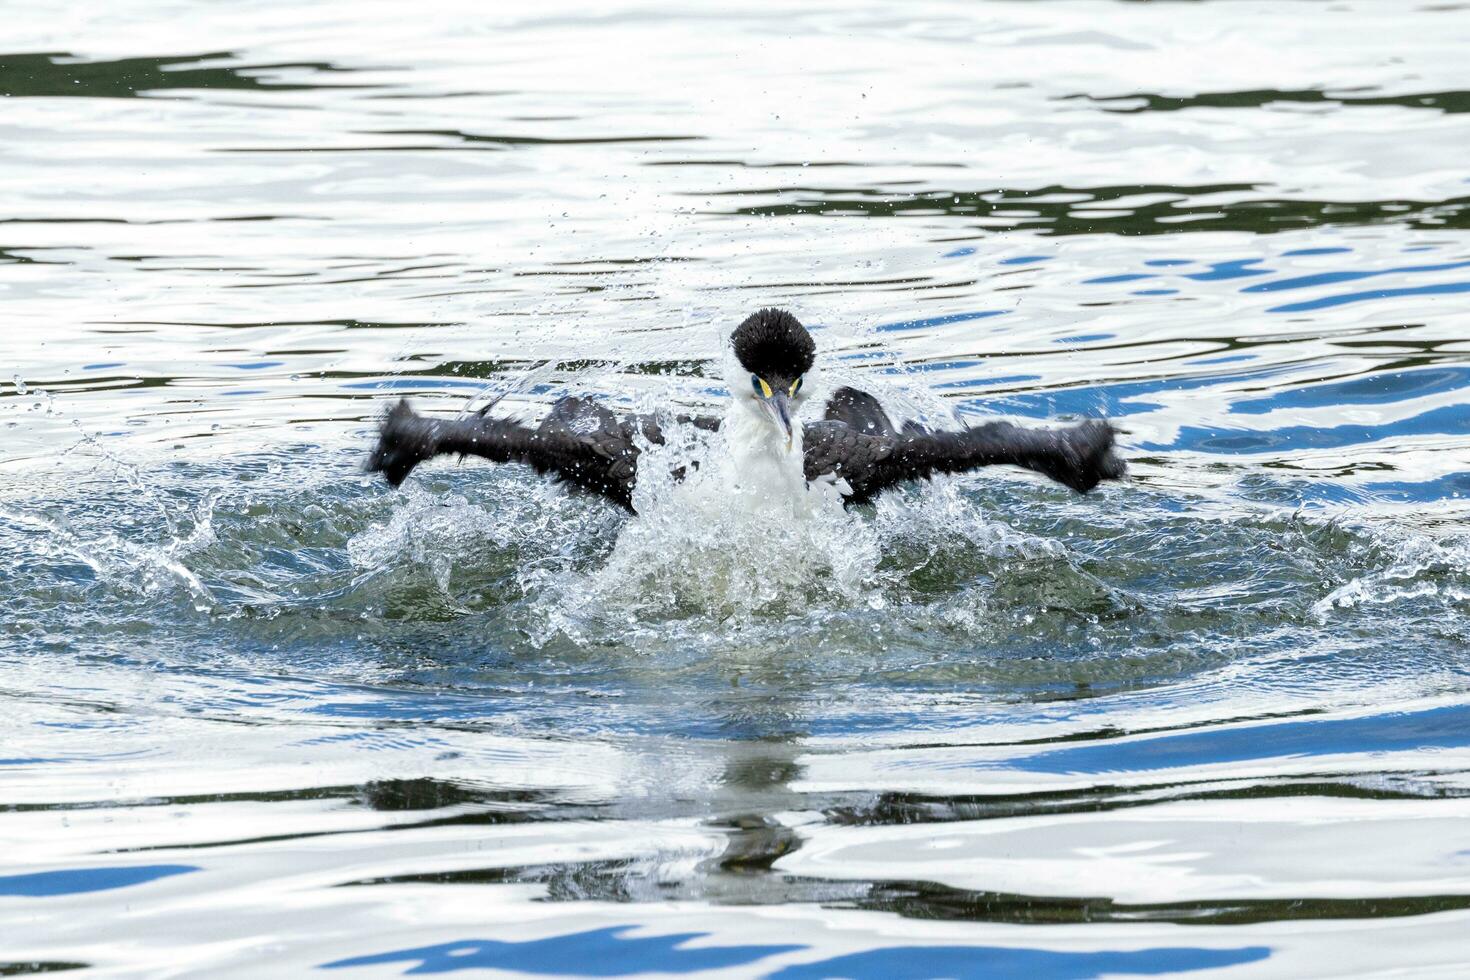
[5,2,1470,976]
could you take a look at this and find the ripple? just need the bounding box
[0,51,380,99]
[720,186,1470,236]
[0,864,198,896]
[1070,88,1470,115]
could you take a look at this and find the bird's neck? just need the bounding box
[724,401,805,492]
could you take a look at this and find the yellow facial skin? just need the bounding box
[749,375,802,399]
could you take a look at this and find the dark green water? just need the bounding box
[4,2,1470,976]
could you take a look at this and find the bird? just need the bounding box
[365,308,1125,511]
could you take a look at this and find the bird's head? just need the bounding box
[730,308,815,453]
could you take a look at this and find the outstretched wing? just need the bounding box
[367,397,641,509]
[806,386,1125,504]
[366,397,722,511]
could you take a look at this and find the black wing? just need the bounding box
[366,397,719,511]
[804,386,1125,504]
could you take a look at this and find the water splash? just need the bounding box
[558,417,877,629]
[1,501,216,613]
[1313,523,1470,622]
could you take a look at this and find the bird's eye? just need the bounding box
[751,375,772,398]
[789,376,803,397]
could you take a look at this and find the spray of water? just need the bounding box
[550,412,880,628]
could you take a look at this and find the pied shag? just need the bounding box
[366,308,1125,509]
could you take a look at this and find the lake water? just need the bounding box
[4,1,1470,976]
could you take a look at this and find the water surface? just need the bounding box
[4,2,1470,976]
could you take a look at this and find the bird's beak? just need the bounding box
[762,390,795,452]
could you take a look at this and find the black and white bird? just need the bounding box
[366,308,1125,510]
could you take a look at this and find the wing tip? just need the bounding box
[1065,418,1127,493]
[365,397,436,488]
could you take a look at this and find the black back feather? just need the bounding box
[823,385,900,438]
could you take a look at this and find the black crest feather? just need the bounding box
[731,308,815,381]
